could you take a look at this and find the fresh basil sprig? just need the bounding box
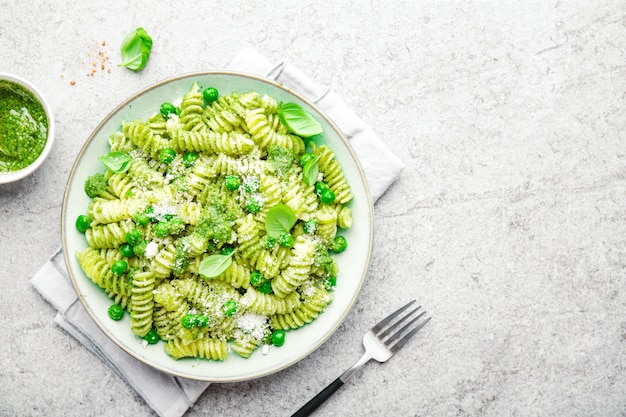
[302,155,321,186]
[98,151,131,173]
[118,28,153,71]
[265,204,297,238]
[277,102,323,137]
[199,249,237,279]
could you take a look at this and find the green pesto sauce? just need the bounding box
[0,80,49,172]
[194,204,237,244]
[267,145,295,177]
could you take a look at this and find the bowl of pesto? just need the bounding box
[0,73,54,184]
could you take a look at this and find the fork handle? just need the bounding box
[290,377,344,417]
[291,353,371,417]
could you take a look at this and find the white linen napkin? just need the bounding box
[31,48,405,417]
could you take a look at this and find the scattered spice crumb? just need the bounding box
[62,40,113,86]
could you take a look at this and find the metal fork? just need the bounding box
[291,300,431,417]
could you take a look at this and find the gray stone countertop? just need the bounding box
[2,1,625,416]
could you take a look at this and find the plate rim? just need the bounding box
[61,70,374,381]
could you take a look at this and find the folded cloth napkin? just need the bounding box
[31,48,405,417]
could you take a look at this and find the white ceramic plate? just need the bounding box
[62,71,373,381]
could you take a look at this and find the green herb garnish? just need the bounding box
[277,102,323,137]
[265,204,297,238]
[199,249,237,279]
[118,27,153,71]
[302,155,321,186]
[98,151,131,173]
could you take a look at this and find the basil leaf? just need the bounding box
[119,28,153,71]
[98,151,131,173]
[199,249,236,279]
[302,155,321,186]
[265,204,297,238]
[277,102,323,138]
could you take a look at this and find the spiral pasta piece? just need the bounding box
[89,198,143,225]
[145,113,168,136]
[213,259,251,289]
[314,145,353,204]
[241,287,301,315]
[151,243,177,279]
[230,337,261,359]
[122,120,169,158]
[106,172,136,199]
[130,271,155,337]
[271,236,317,298]
[76,247,132,307]
[270,283,334,330]
[245,108,305,154]
[179,83,206,131]
[108,131,136,153]
[85,219,134,249]
[153,303,187,341]
[169,129,255,156]
[335,205,353,229]
[164,338,228,360]
[315,205,338,244]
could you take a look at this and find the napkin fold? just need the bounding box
[31,48,404,417]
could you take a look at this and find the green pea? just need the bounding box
[299,153,315,167]
[143,328,160,344]
[75,215,91,233]
[246,197,262,213]
[133,240,148,256]
[263,236,276,249]
[271,329,286,347]
[181,314,197,329]
[222,300,238,317]
[111,259,128,275]
[195,314,209,328]
[224,175,240,191]
[159,148,176,165]
[221,246,235,256]
[279,233,294,249]
[203,87,219,103]
[324,276,337,290]
[257,280,273,294]
[134,211,150,226]
[126,229,143,245]
[155,221,171,237]
[108,304,124,321]
[119,243,135,258]
[303,219,318,235]
[183,151,199,167]
[314,181,329,197]
[250,270,266,287]
[160,102,177,119]
[320,188,336,205]
[330,236,347,253]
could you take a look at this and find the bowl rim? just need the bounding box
[0,72,55,184]
[61,70,374,381]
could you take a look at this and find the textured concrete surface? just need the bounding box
[2,1,626,416]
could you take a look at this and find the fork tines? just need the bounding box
[372,300,431,353]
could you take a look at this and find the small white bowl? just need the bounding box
[0,73,55,184]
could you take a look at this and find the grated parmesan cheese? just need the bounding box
[144,241,159,258]
[237,313,269,341]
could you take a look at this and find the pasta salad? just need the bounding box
[74,82,353,361]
